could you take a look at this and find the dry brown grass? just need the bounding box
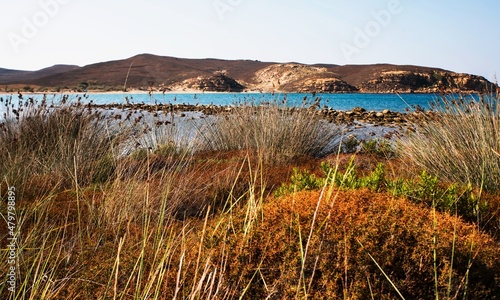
[0,100,122,196]
[400,94,500,192]
[196,103,342,164]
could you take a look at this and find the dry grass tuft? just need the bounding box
[0,99,122,196]
[196,103,343,164]
[399,94,500,192]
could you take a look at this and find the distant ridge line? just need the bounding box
[0,54,496,94]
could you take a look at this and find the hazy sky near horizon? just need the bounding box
[1,0,499,81]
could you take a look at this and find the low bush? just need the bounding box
[209,189,500,299]
[277,157,490,226]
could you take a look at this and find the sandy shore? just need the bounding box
[1,89,268,95]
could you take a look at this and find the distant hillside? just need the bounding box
[0,54,496,93]
[0,65,80,84]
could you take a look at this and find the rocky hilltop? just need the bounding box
[176,72,246,92]
[0,54,495,93]
[252,64,358,93]
[357,69,493,93]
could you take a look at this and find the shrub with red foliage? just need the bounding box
[209,189,500,299]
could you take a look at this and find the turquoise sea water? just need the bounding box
[0,92,478,114]
[87,93,437,112]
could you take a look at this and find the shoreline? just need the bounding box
[0,92,435,127]
[0,88,483,96]
[89,102,427,128]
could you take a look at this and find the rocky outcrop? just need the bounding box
[449,73,494,92]
[358,70,495,93]
[184,73,245,92]
[250,65,494,94]
[301,78,358,93]
[252,64,358,92]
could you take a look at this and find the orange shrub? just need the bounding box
[208,189,500,299]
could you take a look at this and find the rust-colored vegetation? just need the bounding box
[0,94,499,299]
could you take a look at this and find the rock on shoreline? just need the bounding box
[90,102,428,128]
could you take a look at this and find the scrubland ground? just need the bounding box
[0,95,499,299]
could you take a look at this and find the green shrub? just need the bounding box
[361,138,395,158]
[390,171,484,223]
[275,168,324,197]
[320,157,378,191]
[362,163,386,192]
[278,158,484,223]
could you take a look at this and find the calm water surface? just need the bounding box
[0,92,477,114]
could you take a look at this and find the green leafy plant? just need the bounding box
[361,138,396,158]
[275,168,324,197]
[390,171,485,223]
[320,157,384,191]
[361,163,386,192]
[279,158,485,223]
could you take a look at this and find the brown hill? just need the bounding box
[3,54,274,91]
[0,65,79,84]
[0,54,496,93]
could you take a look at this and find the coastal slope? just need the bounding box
[0,54,495,93]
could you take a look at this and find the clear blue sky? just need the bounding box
[1,0,499,81]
